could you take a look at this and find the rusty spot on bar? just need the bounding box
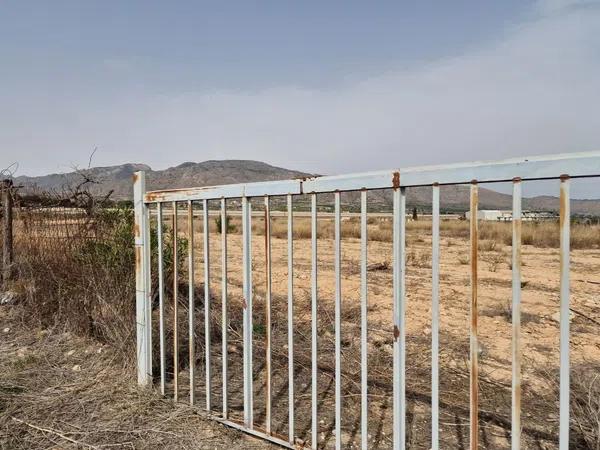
[134,223,140,238]
[559,179,569,277]
[145,186,220,203]
[392,171,400,189]
[135,246,142,275]
[264,205,270,272]
[512,176,522,183]
[132,173,139,183]
[560,182,568,230]
[242,298,247,309]
[393,325,400,341]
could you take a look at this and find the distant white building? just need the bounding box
[465,210,510,221]
[465,210,558,221]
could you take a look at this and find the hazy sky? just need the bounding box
[1,0,599,189]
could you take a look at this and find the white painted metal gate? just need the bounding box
[134,152,600,449]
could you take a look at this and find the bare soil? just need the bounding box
[166,215,600,449]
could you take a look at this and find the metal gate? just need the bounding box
[134,151,600,449]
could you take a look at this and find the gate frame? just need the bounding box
[134,151,600,449]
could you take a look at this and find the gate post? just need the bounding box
[134,171,152,386]
[2,179,14,289]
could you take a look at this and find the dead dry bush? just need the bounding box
[0,307,268,449]
[571,364,600,449]
[12,206,186,354]
[13,208,134,346]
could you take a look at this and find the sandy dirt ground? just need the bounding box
[156,215,600,449]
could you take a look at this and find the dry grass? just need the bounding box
[571,365,600,449]
[0,307,272,449]
[219,215,600,249]
[11,208,137,346]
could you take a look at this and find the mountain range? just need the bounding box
[11,160,600,215]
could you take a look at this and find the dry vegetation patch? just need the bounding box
[0,306,273,450]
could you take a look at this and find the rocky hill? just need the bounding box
[12,160,600,215]
[14,160,308,200]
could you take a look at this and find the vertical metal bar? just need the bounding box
[469,183,479,450]
[221,198,229,419]
[242,196,254,428]
[511,179,522,450]
[173,201,179,402]
[311,193,318,450]
[360,190,368,450]
[158,203,166,396]
[203,199,212,411]
[334,192,342,450]
[188,201,195,405]
[559,176,570,450]
[264,195,272,434]
[133,171,152,386]
[392,187,406,450]
[144,204,152,382]
[431,184,440,450]
[287,194,295,445]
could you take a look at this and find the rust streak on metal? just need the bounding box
[470,182,479,450]
[132,173,139,183]
[134,223,140,238]
[145,186,219,203]
[264,206,270,277]
[242,298,248,309]
[135,246,142,276]
[264,196,272,434]
[392,171,400,189]
[172,206,179,402]
[188,201,195,405]
[559,179,569,229]
[393,325,400,342]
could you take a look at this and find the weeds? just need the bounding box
[485,253,505,272]
[214,214,235,234]
[13,206,186,349]
[458,255,469,265]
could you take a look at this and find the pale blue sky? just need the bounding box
[1,0,599,198]
[0,1,527,91]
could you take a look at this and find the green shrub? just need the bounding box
[215,214,235,234]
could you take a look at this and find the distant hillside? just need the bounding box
[14,160,309,200]
[12,160,600,215]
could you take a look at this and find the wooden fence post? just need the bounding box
[2,179,14,289]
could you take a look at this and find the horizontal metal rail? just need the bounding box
[134,151,600,450]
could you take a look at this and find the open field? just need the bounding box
[2,207,599,449]
[160,212,600,449]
